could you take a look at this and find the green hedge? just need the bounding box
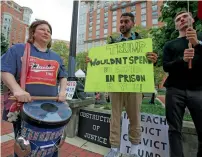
[103,98,192,122]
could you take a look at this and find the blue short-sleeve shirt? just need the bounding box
[1,43,68,97]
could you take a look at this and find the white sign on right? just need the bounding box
[66,81,77,100]
[120,112,170,157]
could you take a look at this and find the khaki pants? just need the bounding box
[110,92,142,147]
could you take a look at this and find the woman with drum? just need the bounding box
[1,20,70,157]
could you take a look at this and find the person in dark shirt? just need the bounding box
[163,11,202,157]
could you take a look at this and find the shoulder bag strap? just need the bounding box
[20,43,31,90]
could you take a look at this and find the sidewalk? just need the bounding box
[1,133,108,157]
[0,95,109,157]
[0,124,109,157]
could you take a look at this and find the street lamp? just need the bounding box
[68,0,79,81]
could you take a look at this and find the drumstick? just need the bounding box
[8,96,59,101]
[187,2,192,69]
[188,42,192,69]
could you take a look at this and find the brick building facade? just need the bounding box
[79,0,164,52]
[1,1,33,46]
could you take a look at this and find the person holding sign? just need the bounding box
[163,11,202,157]
[86,12,158,157]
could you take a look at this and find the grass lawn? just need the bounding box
[103,98,192,122]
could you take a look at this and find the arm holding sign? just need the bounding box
[86,56,91,63]
[146,52,158,64]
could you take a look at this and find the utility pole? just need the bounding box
[68,0,79,81]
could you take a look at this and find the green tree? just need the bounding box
[51,41,69,69]
[151,1,202,66]
[76,51,88,71]
[154,66,166,88]
[1,33,9,55]
[132,25,152,38]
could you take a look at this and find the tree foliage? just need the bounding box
[151,1,202,66]
[76,51,88,71]
[132,25,152,38]
[1,33,9,55]
[51,41,69,70]
[154,66,166,87]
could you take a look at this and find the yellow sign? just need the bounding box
[85,38,155,93]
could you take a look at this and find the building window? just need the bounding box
[141,2,146,8]
[88,42,92,49]
[141,15,146,21]
[112,27,116,32]
[95,41,100,46]
[104,12,108,17]
[121,2,127,7]
[104,7,108,12]
[112,16,117,21]
[97,3,100,9]
[7,1,12,5]
[152,18,158,25]
[96,14,100,19]
[152,12,158,18]
[104,18,108,23]
[112,5,118,9]
[104,1,109,7]
[104,24,108,29]
[14,5,18,10]
[141,8,146,14]
[113,11,117,16]
[152,0,158,5]
[89,22,93,27]
[97,9,100,14]
[4,26,6,29]
[89,32,92,37]
[96,30,100,36]
[96,25,100,30]
[104,29,108,34]
[122,8,126,13]
[90,17,93,21]
[89,27,92,31]
[131,6,136,11]
[152,5,158,11]
[97,19,100,24]
[112,21,116,27]
[104,34,108,37]
[141,21,147,27]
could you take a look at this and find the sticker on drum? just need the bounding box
[21,101,72,157]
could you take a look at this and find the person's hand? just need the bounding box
[58,91,66,102]
[13,89,32,103]
[186,27,198,46]
[183,48,194,62]
[146,52,158,63]
[85,56,91,63]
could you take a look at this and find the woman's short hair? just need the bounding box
[27,20,52,48]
